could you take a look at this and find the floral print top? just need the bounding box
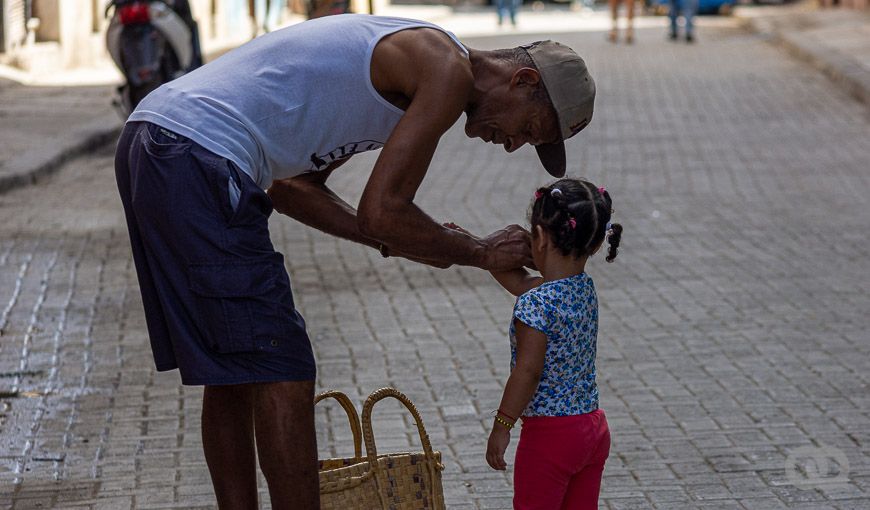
[510,273,599,417]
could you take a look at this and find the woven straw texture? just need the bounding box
[316,388,446,510]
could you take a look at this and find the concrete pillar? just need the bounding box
[57,0,93,67]
[190,0,212,38]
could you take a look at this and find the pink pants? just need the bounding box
[514,409,610,510]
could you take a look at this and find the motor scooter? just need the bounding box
[105,0,202,115]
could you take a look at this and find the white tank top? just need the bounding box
[129,14,468,189]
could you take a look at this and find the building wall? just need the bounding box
[0,0,265,75]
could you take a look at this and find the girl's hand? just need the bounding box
[486,426,511,470]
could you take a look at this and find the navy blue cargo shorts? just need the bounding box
[114,121,315,386]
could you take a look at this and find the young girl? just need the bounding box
[486,178,623,510]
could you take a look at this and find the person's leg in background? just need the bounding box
[624,0,636,43]
[508,0,520,27]
[668,0,680,40]
[264,0,281,33]
[608,0,620,42]
[496,0,506,26]
[684,0,698,42]
[247,0,272,37]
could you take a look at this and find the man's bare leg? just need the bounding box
[253,380,319,510]
[202,384,259,510]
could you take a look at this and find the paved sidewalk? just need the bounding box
[736,1,870,106]
[0,78,120,194]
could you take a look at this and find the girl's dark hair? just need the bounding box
[529,178,623,262]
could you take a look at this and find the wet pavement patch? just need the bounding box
[32,454,65,462]
[0,389,44,399]
[0,370,44,378]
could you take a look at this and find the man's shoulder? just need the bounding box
[377,26,470,78]
[372,26,473,108]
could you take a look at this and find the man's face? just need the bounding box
[464,70,560,153]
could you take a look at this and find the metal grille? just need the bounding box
[4,0,26,51]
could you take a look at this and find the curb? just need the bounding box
[738,13,870,107]
[0,113,122,195]
[0,42,241,197]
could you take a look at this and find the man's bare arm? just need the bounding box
[268,159,452,268]
[358,30,532,270]
[267,158,378,247]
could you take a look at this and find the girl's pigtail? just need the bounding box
[605,223,623,263]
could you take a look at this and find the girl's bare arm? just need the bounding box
[486,320,548,470]
[490,269,543,297]
[497,320,548,417]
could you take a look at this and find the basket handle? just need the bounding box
[315,390,363,460]
[361,387,443,468]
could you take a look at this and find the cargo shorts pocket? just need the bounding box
[140,124,192,158]
[188,261,287,354]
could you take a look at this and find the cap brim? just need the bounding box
[535,141,566,178]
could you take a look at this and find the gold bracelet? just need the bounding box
[494,415,515,430]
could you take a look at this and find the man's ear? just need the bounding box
[511,67,542,89]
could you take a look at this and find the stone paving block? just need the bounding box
[837,501,870,510]
[695,502,745,510]
[93,497,135,510]
[11,496,53,510]
[606,497,652,510]
[784,503,841,510]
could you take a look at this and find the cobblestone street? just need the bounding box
[1,20,869,510]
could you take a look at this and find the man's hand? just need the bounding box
[479,225,533,271]
[486,425,510,471]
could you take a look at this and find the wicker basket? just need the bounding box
[316,387,446,510]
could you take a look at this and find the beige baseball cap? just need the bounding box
[523,41,596,178]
